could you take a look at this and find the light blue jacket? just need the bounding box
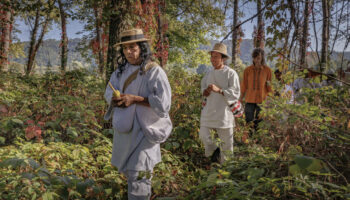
[104,63,172,173]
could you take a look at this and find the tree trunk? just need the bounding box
[94,5,104,76]
[287,0,300,68]
[157,1,164,67]
[255,0,264,49]
[320,0,330,73]
[311,0,320,64]
[106,0,120,83]
[0,2,12,71]
[299,0,309,68]
[26,8,40,75]
[58,0,68,72]
[231,0,239,65]
[330,0,345,55]
[26,1,53,75]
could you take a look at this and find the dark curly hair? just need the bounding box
[116,41,153,77]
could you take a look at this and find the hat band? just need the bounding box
[120,34,145,42]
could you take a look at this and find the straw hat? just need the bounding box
[114,28,149,47]
[209,43,231,58]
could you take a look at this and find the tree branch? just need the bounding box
[221,4,267,42]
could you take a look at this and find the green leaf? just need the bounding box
[294,155,313,169]
[67,127,78,137]
[206,172,219,186]
[0,136,5,144]
[77,179,94,195]
[306,159,324,173]
[183,140,193,151]
[42,192,57,200]
[0,158,27,168]
[289,164,302,176]
[11,118,24,126]
[27,158,40,169]
[164,143,172,150]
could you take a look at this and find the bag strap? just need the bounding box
[122,68,140,93]
[122,61,158,93]
[144,61,158,72]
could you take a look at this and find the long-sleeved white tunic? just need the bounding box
[104,63,172,173]
[200,65,240,128]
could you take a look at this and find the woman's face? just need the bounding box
[253,53,262,66]
[122,43,142,65]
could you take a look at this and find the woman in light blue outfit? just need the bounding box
[104,29,172,200]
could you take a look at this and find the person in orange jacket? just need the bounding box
[240,48,272,133]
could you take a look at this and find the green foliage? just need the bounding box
[1,67,349,199]
[166,0,226,67]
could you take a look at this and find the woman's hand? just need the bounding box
[112,94,134,107]
[117,94,136,107]
[113,94,149,107]
[112,96,123,107]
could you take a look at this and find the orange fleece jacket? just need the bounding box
[241,65,272,103]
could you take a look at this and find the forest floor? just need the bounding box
[0,69,349,199]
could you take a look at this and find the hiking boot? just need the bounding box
[211,148,220,163]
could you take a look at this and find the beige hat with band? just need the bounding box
[209,43,231,58]
[114,29,149,47]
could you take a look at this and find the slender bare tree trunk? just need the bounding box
[299,0,310,68]
[287,0,299,66]
[255,0,264,49]
[94,5,104,76]
[157,0,165,67]
[26,9,40,75]
[0,1,12,71]
[26,0,54,75]
[311,0,320,64]
[58,0,68,72]
[320,0,330,73]
[330,0,345,54]
[231,0,239,65]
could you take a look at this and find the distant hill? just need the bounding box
[9,38,91,69]
[9,38,350,71]
[205,39,350,69]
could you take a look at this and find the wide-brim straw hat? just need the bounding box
[209,43,231,58]
[114,28,149,47]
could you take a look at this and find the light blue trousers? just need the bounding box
[126,170,152,200]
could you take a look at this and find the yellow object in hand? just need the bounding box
[108,82,121,98]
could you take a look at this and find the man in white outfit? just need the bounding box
[199,43,241,164]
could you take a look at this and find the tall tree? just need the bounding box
[231,0,239,65]
[255,0,265,49]
[320,0,330,72]
[311,0,320,63]
[57,0,68,72]
[156,0,167,67]
[165,0,226,67]
[74,0,109,76]
[105,0,131,82]
[93,1,105,75]
[26,0,56,75]
[0,0,13,71]
[299,0,310,68]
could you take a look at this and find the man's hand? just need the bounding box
[208,84,221,93]
[203,88,211,97]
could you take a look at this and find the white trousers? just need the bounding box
[199,126,234,163]
[125,170,152,200]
